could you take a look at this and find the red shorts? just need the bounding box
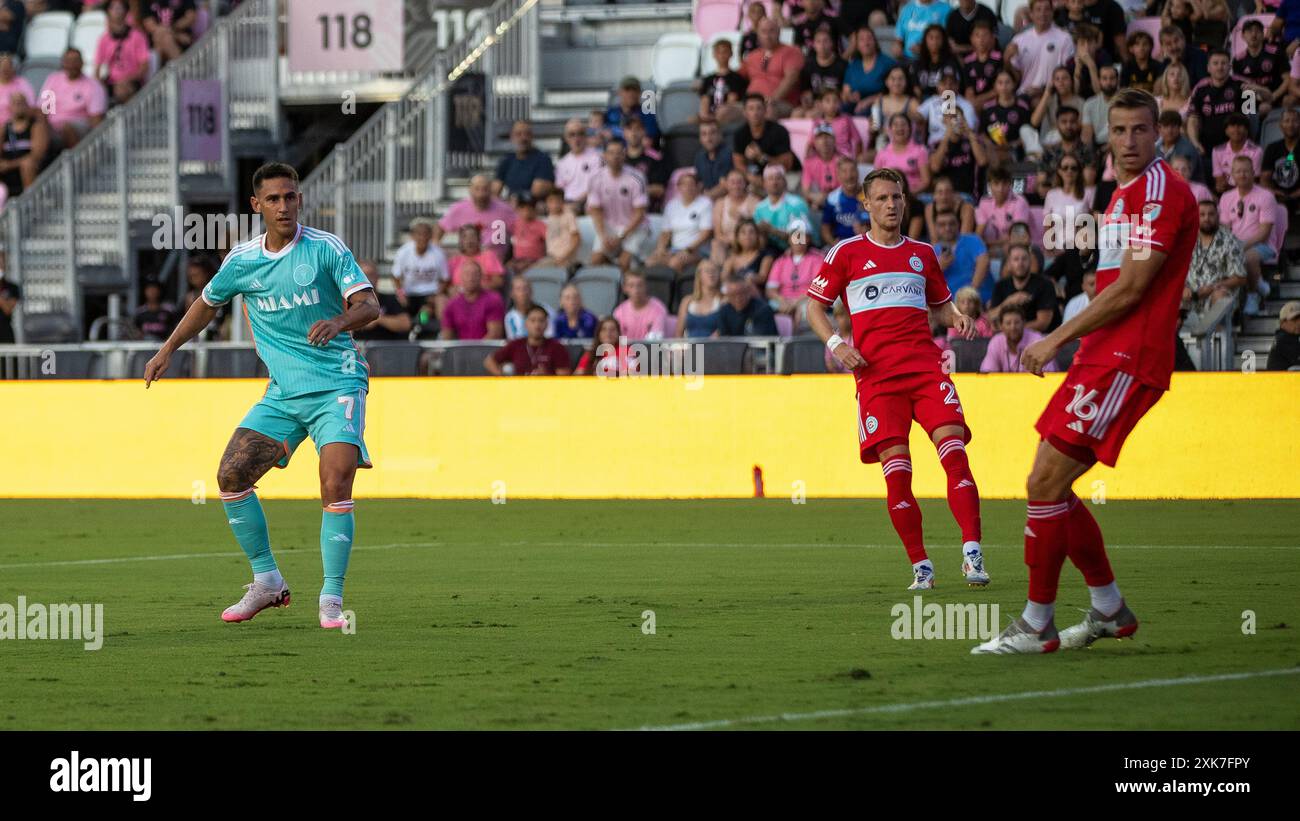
[1035,365,1164,467]
[855,371,971,464]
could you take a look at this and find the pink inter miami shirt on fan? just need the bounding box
[1079,158,1197,391]
[40,72,107,131]
[807,233,952,386]
[586,165,650,233]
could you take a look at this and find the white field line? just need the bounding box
[629,667,1300,731]
[1,541,1297,571]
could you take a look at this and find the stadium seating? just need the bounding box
[70,12,108,75]
[206,347,264,379]
[129,348,191,379]
[693,0,741,41]
[23,312,80,344]
[696,340,751,374]
[642,265,676,307]
[23,12,74,61]
[573,278,620,317]
[530,279,565,309]
[950,337,990,373]
[658,82,701,135]
[442,344,501,376]
[362,342,424,377]
[652,32,703,89]
[780,336,827,374]
[999,0,1026,28]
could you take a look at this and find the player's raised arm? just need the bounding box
[143,297,219,388]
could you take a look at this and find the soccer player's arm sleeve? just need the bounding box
[201,259,238,307]
[924,249,952,306]
[333,249,373,301]
[806,251,845,306]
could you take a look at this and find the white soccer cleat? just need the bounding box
[221,581,291,623]
[971,617,1060,654]
[1058,602,1139,649]
[961,549,990,587]
[907,563,935,590]
[319,599,349,630]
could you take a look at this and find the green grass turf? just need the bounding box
[0,499,1296,730]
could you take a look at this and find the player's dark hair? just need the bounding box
[1108,88,1159,128]
[252,162,299,192]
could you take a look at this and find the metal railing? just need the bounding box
[299,0,541,265]
[1184,296,1238,372]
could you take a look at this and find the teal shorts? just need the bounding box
[240,388,372,469]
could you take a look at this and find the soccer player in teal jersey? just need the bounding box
[144,162,380,630]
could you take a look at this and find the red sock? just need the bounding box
[882,456,927,564]
[1064,494,1115,586]
[936,436,981,543]
[1025,498,1070,604]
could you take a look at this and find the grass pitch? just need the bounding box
[1,499,1296,730]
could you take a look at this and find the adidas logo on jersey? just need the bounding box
[862,260,877,270]
[1067,420,1085,433]
[254,288,321,313]
[810,275,829,291]
[251,279,264,289]
[955,479,974,489]
[892,501,912,510]
[343,423,355,433]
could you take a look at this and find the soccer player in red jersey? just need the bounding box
[973,89,1199,654]
[807,167,987,590]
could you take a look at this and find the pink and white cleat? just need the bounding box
[221,581,291,623]
[319,599,349,630]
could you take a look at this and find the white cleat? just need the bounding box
[907,563,935,590]
[319,599,349,630]
[962,551,990,587]
[971,617,1060,654]
[1059,602,1139,649]
[221,581,291,623]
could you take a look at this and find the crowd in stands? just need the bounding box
[0,1,215,207]
[339,0,1300,373]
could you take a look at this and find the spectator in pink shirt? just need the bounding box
[874,114,930,193]
[765,219,823,327]
[1219,155,1279,315]
[801,123,845,211]
[436,173,517,261]
[553,117,603,212]
[1211,113,1264,194]
[980,307,1056,373]
[507,194,547,275]
[809,87,865,162]
[0,54,35,128]
[613,270,668,340]
[975,165,1030,260]
[440,261,505,341]
[40,49,107,148]
[95,1,150,105]
[448,224,506,291]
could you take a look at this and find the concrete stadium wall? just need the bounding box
[2,374,1296,499]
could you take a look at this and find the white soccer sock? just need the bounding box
[254,569,284,589]
[1088,583,1123,617]
[912,559,934,572]
[1022,600,1054,631]
[319,594,343,607]
[962,541,981,558]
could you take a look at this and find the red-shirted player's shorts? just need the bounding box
[855,370,971,464]
[1035,365,1164,467]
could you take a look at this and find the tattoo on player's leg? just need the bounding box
[216,428,283,492]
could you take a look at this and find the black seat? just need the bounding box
[780,336,826,374]
[442,344,501,376]
[696,340,751,374]
[206,348,262,378]
[362,342,423,377]
[23,312,80,343]
[950,337,990,372]
[128,348,191,378]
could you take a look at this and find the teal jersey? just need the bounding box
[202,225,372,400]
